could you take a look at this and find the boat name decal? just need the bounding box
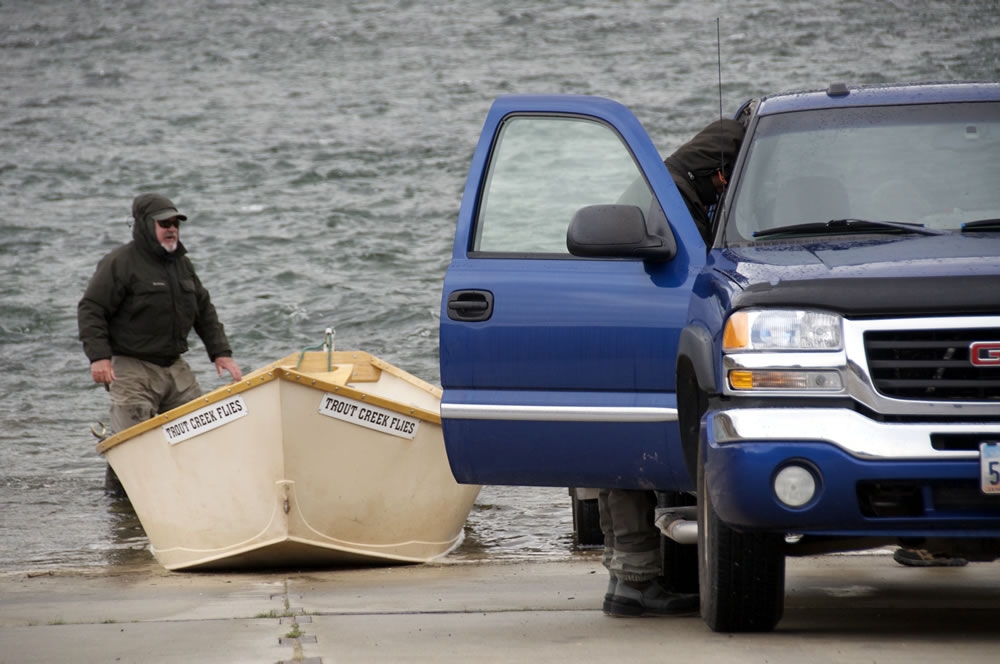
[318,394,419,440]
[162,395,249,445]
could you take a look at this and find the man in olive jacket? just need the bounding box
[78,193,243,442]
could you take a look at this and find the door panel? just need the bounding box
[440,95,704,490]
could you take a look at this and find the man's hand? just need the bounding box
[90,359,115,385]
[215,356,243,382]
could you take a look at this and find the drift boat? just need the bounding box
[96,334,481,571]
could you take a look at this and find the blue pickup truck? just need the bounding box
[438,81,1000,632]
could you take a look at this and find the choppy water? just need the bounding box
[1,0,998,573]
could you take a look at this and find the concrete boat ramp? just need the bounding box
[1,554,998,663]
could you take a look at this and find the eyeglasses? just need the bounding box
[156,218,181,229]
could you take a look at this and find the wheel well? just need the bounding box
[676,357,705,485]
[676,325,717,483]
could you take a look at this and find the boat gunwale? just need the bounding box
[96,351,443,454]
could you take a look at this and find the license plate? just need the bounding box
[980,442,1000,494]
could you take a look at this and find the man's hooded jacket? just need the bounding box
[664,118,745,243]
[78,195,233,367]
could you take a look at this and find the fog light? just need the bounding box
[774,464,817,508]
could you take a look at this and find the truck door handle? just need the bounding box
[447,290,493,322]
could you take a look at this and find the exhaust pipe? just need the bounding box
[654,506,698,545]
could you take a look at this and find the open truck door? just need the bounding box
[438,95,705,492]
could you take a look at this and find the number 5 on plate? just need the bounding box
[981,442,1000,494]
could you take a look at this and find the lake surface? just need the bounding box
[1,0,997,573]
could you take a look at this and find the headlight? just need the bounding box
[723,309,843,351]
[723,309,845,394]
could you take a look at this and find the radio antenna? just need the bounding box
[716,17,724,174]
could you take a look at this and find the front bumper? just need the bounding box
[703,408,1000,537]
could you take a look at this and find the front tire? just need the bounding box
[697,441,785,632]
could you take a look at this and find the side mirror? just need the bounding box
[566,204,676,261]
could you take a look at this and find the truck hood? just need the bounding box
[717,233,1000,316]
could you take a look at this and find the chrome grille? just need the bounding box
[864,327,1000,401]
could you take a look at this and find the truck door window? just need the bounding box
[473,116,652,254]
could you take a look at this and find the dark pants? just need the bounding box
[598,488,660,583]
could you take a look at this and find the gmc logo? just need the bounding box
[970,342,1000,367]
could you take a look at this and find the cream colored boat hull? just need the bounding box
[97,351,481,571]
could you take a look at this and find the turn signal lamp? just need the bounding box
[722,313,748,350]
[728,369,843,391]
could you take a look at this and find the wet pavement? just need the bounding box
[1,553,998,663]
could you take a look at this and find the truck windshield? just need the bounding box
[726,102,1000,243]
